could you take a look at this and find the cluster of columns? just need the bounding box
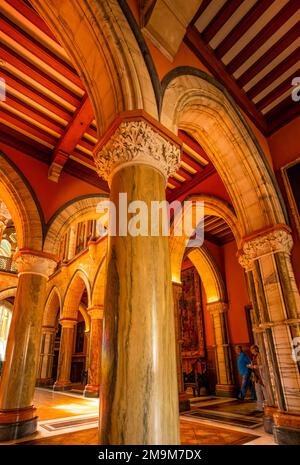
[239,225,300,444]
[35,307,104,399]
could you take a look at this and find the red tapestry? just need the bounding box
[180,266,205,372]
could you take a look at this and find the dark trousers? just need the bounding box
[238,373,256,400]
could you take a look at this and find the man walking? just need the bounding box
[235,345,256,401]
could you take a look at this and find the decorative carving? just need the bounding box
[207,301,228,315]
[94,120,181,184]
[87,305,104,320]
[238,253,255,272]
[14,252,57,277]
[240,229,293,268]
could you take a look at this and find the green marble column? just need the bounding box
[95,118,181,444]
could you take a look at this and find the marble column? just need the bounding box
[94,116,181,444]
[36,326,56,386]
[239,226,300,444]
[53,319,77,391]
[207,302,237,397]
[0,250,56,441]
[84,305,103,398]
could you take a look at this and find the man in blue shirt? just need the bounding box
[235,345,256,400]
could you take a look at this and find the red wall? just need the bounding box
[223,241,250,344]
[1,145,102,223]
[268,117,300,290]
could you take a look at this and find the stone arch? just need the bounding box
[186,245,226,304]
[62,269,92,319]
[91,254,107,307]
[0,153,43,250]
[170,194,241,282]
[79,303,90,332]
[43,286,62,327]
[0,288,17,302]
[30,0,158,135]
[44,195,108,255]
[161,70,287,236]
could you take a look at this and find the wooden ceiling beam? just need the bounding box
[184,26,268,134]
[266,96,300,134]
[202,0,244,43]
[1,45,81,107]
[237,24,299,88]
[48,95,94,182]
[167,163,217,202]
[214,0,274,59]
[226,0,299,74]
[4,0,57,41]
[190,0,211,26]
[247,50,299,100]
[0,11,81,87]
[2,71,72,121]
[257,78,292,112]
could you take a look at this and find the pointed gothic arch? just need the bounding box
[0,153,43,250]
[30,0,158,135]
[161,70,288,237]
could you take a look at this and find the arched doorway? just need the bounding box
[53,270,91,392]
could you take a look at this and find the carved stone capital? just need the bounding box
[94,120,181,185]
[60,318,77,329]
[239,228,293,268]
[87,305,104,320]
[238,252,255,272]
[207,301,228,315]
[14,250,57,277]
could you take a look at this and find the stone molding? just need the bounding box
[59,318,77,329]
[14,251,57,277]
[94,120,180,185]
[87,305,104,320]
[239,228,293,270]
[207,301,228,315]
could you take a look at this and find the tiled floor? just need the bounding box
[1,388,275,445]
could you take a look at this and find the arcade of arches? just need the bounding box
[0,0,299,446]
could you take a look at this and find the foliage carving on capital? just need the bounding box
[242,229,293,262]
[207,301,228,314]
[14,253,57,277]
[94,120,181,183]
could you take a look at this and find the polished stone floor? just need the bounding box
[1,389,275,445]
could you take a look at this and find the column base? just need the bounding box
[273,411,300,445]
[215,384,238,398]
[53,382,72,391]
[179,392,191,412]
[83,385,99,398]
[263,406,277,434]
[36,378,53,387]
[0,406,37,441]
